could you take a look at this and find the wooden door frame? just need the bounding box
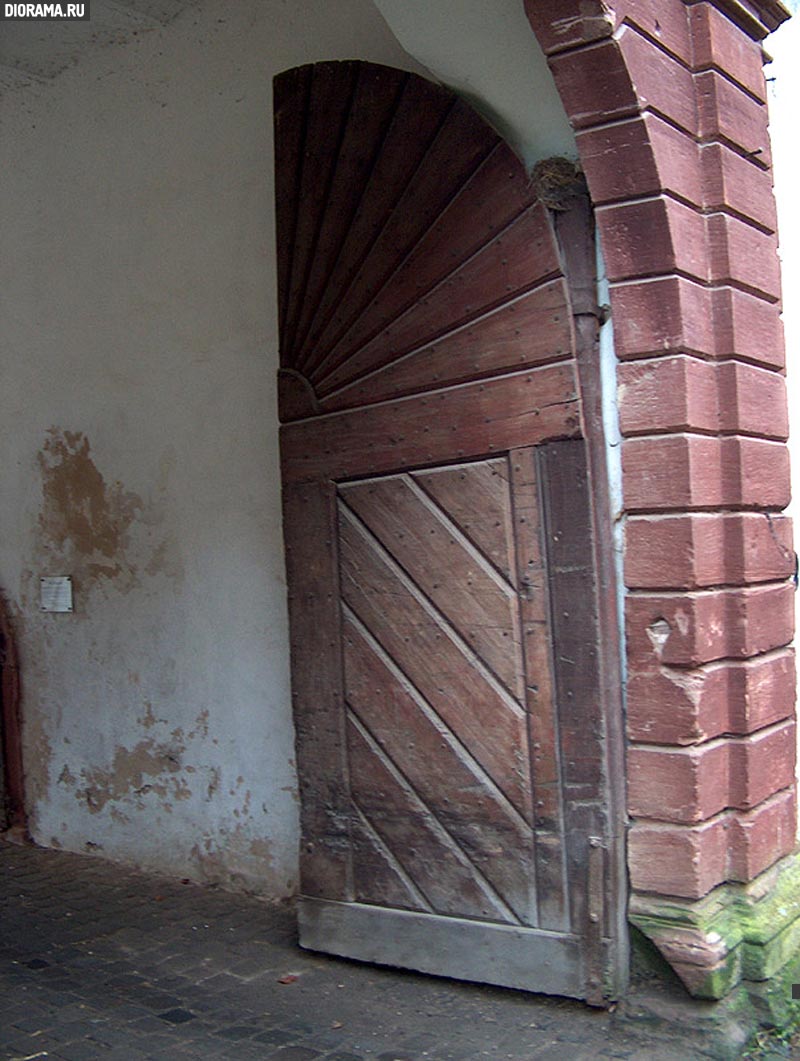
[551,188,629,1002]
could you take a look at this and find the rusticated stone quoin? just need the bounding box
[525,0,797,1003]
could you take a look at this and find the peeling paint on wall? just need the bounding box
[77,739,191,814]
[32,428,184,601]
[37,429,144,590]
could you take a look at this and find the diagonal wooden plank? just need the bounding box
[351,802,433,914]
[347,711,520,924]
[338,502,532,820]
[344,613,536,925]
[340,474,524,699]
[319,278,572,413]
[411,458,516,585]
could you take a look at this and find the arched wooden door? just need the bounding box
[275,61,622,1003]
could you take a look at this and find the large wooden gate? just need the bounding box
[275,61,623,1002]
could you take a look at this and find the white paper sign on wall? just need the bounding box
[40,576,73,613]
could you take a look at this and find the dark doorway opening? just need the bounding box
[1,594,25,836]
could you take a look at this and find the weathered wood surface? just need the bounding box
[274,61,572,423]
[539,440,605,949]
[314,205,560,398]
[340,474,524,698]
[510,447,569,932]
[337,494,531,820]
[280,361,580,483]
[282,481,352,901]
[299,900,585,998]
[312,142,541,384]
[277,60,619,1002]
[318,278,572,414]
[412,459,516,584]
[346,712,517,921]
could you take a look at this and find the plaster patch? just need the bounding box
[79,739,191,815]
[58,764,76,786]
[138,702,167,729]
[37,429,143,591]
[189,826,279,895]
[22,707,53,830]
[33,429,184,599]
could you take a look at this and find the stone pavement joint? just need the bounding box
[0,840,773,1060]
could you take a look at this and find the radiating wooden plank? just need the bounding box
[294,78,455,374]
[319,279,572,413]
[411,458,517,584]
[282,480,352,900]
[305,98,500,378]
[316,143,539,378]
[281,62,359,360]
[290,65,408,362]
[351,806,432,913]
[273,64,311,357]
[298,899,585,998]
[338,503,531,819]
[315,205,560,395]
[341,474,523,698]
[510,447,569,932]
[347,712,518,923]
[281,363,580,485]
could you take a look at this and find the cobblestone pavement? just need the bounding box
[0,840,755,1060]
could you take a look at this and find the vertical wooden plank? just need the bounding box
[509,448,568,932]
[282,478,352,900]
[539,439,606,997]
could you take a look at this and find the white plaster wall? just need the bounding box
[0,0,577,895]
[0,0,429,894]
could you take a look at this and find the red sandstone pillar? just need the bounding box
[527,0,797,1001]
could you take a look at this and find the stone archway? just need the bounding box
[525,0,798,1008]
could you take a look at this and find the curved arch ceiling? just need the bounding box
[372,0,576,168]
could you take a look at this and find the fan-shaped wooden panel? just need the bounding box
[274,61,568,421]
